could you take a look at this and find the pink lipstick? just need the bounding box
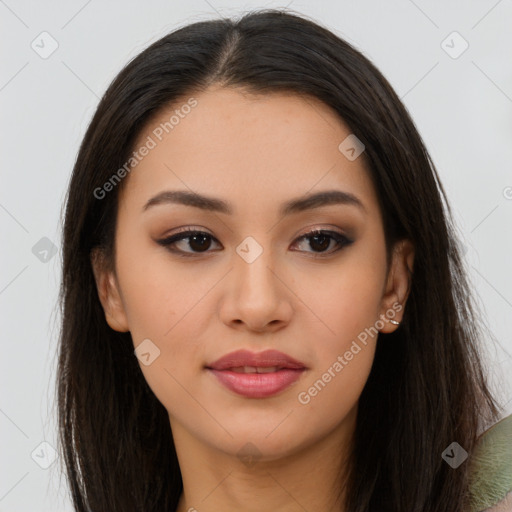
[206,349,306,398]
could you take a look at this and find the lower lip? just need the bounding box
[207,368,305,398]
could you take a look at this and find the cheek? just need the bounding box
[114,244,214,401]
[295,341,376,437]
[294,249,385,411]
[303,254,386,351]
[295,269,383,419]
[115,238,202,340]
[299,283,380,407]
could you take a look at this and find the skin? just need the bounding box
[91,86,414,512]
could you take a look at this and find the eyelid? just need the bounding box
[165,225,213,236]
[162,224,350,239]
[294,224,347,239]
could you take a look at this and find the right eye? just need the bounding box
[157,229,222,257]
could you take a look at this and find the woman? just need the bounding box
[56,8,511,512]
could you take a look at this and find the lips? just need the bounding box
[205,349,307,398]
[206,349,306,371]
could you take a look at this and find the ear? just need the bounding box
[90,248,130,332]
[378,239,414,333]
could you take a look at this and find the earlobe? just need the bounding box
[90,248,130,333]
[378,239,415,333]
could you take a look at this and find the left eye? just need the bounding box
[293,229,352,255]
[157,229,352,257]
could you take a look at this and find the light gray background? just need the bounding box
[1,1,511,510]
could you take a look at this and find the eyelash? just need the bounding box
[157,227,353,258]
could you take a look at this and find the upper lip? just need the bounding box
[206,349,306,370]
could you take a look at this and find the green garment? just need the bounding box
[468,413,512,512]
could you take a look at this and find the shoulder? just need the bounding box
[467,413,512,512]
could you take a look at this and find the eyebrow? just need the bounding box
[142,189,367,216]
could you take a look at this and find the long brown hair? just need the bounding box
[57,8,501,511]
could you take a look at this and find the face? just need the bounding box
[92,86,413,463]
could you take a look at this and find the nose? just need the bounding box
[218,247,293,334]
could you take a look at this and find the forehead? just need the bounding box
[120,87,378,218]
